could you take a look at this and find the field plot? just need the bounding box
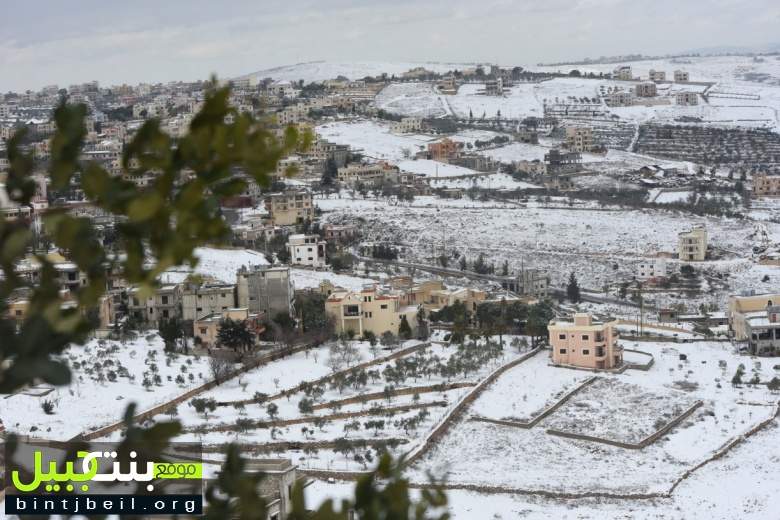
[0,335,213,439]
[541,377,697,444]
[92,337,535,473]
[316,120,434,161]
[406,340,778,495]
[318,195,772,304]
[469,353,588,422]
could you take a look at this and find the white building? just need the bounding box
[287,234,327,268]
[676,92,698,106]
[637,258,668,281]
[649,69,666,81]
[674,70,690,82]
[613,66,632,80]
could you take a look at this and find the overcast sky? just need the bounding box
[2,0,779,92]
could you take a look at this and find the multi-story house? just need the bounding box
[392,117,423,134]
[548,313,623,370]
[128,284,182,323]
[635,82,657,97]
[613,66,632,80]
[322,224,358,243]
[336,162,399,187]
[427,138,461,162]
[637,258,668,282]
[497,269,550,299]
[678,225,708,261]
[752,173,780,197]
[728,293,780,356]
[236,265,295,318]
[193,307,265,348]
[649,69,666,81]
[325,284,418,337]
[605,90,634,107]
[484,77,505,96]
[265,190,314,226]
[181,281,237,322]
[287,234,326,268]
[565,127,594,153]
[674,70,690,82]
[676,92,698,106]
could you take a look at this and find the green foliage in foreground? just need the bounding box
[0,83,449,518]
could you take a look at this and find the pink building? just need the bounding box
[548,313,622,370]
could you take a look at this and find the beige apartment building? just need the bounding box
[678,225,708,261]
[392,117,423,134]
[676,92,699,106]
[649,69,666,81]
[613,66,632,80]
[565,127,594,153]
[674,70,690,82]
[326,285,419,337]
[265,190,314,226]
[548,313,622,370]
[337,162,399,187]
[752,173,780,197]
[387,277,487,314]
[728,293,780,355]
[635,82,657,97]
[128,284,182,323]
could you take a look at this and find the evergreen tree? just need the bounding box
[566,272,581,303]
[458,256,467,271]
[501,260,509,276]
[398,315,412,340]
[322,157,338,186]
[217,318,255,353]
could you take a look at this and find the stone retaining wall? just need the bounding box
[311,382,475,411]
[545,400,703,449]
[197,400,447,433]
[403,348,542,467]
[470,376,598,429]
[219,342,431,407]
[75,342,313,441]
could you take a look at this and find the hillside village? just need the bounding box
[3,54,780,518]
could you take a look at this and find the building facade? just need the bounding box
[548,313,623,370]
[265,190,314,226]
[753,173,780,197]
[728,293,780,355]
[635,82,657,97]
[287,234,327,268]
[678,225,708,261]
[565,127,594,153]
[674,70,690,82]
[676,92,698,106]
[236,265,295,318]
[325,285,418,337]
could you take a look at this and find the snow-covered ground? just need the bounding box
[0,335,212,439]
[407,340,779,495]
[317,194,780,306]
[161,247,269,284]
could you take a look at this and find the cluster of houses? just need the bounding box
[603,66,698,107]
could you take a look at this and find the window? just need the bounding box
[199,328,207,334]
[162,296,169,305]
[380,304,388,309]
[558,334,566,340]
[581,334,589,341]
[582,349,590,355]
[559,349,567,354]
